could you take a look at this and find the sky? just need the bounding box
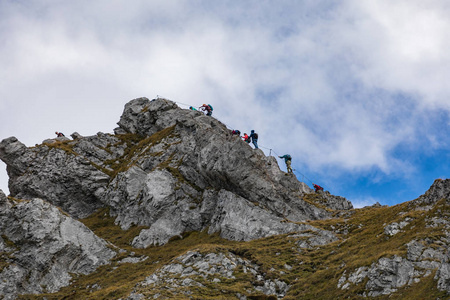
[0,0,449,208]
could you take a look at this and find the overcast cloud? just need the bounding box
[1,0,449,207]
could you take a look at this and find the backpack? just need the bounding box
[286,154,291,160]
[208,104,213,111]
[253,133,258,139]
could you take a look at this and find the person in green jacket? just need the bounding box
[279,154,292,173]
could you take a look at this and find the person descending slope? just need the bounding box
[313,183,324,193]
[249,130,258,149]
[279,154,292,173]
[200,104,213,116]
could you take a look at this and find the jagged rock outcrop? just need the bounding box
[0,97,355,299]
[0,136,110,218]
[0,97,351,249]
[338,239,450,297]
[0,190,115,299]
[337,179,450,297]
[414,178,450,206]
[128,250,290,299]
[1,96,450,299]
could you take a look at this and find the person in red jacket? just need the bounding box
[313,183,323,193]
[55,131,65,137]
[242,133,250,143]
[199,104,213,116]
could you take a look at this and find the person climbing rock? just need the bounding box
[313,183,323,193]
[199,104,213,116]
[232,130,241,136]
[189,106,197,111]
[55,131,65,137]
[249,130,258,149]
[242,133,251,143]
[279,154,292,173]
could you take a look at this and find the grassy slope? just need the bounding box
[14,129,450,299]
[17,198,450,300]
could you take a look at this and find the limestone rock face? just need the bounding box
[0,97,352,249]
[0,97,354,298]
[337,179,450,297]
[414,178,450,206]
[0,136,111,218]
[0,190,115,299]
[129,250,290,299]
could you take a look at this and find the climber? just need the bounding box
[189,106,197,111]
[313,183,323,193]
[249,130,258,149]
[199,104,213,116]
[242,133,251,143]
[55,131,65,137]
[232,130,241,136]
[279,154,292,173]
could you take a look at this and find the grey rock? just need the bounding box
[0,97,357,298]
[414,179,450,206]
[436,263,450,293]
[407,240,425,261]
[384,218,411,236]
[71,132,83,139]
[132,250,289,299]
[339,237,450,297]
[127,293,145,300]
[1,98,352,248]
[118,256,149,264]
[0,195,115,299]
[365,256,415,297]
[321,191,354,210]
[0,136,110,218]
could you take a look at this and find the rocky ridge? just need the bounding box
[0,98,352,248]
[0,190,115,299]
[0,97,449,299]
[0,97,351,299]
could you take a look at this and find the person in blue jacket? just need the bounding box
[279,154,292,173]
[249,130,258,149]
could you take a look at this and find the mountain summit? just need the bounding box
[0,97,449,299]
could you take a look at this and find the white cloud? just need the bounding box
[0,0,449,200]
[351,197,380,209]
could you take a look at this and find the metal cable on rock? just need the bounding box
[293,169,314,185]
[157,95,318,187]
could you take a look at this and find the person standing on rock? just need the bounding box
[249,130,258,149]
[199,104,213,116]
[279,154,292,173]
[242,133,251,143]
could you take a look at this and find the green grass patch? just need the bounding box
[44,140,78,156]
[79,207,147,249]
[104,125,177,180]
[18,231,238,300]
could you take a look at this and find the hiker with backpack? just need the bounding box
[313,183,324,193]
[231,130,241,136]
[249,130,258,149]
[200,104,213,116]
[279,154,292,173]
[55,131,65,137]
[242,133,251,143]
[189,106,197,111]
